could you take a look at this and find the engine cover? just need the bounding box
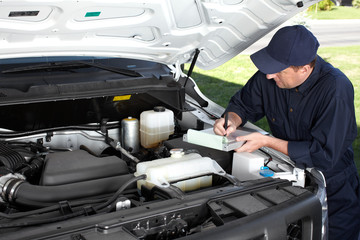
[40,150,128,186]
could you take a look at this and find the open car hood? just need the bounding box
[0,0,317,70]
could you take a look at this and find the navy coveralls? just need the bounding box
[226,56,360,239]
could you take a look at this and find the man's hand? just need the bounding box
[214,112,288,155]
[235,132,269,152]
[213,112,242,136]
[236,132,289,155]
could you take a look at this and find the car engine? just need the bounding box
[0,96,323,239]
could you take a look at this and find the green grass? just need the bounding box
[307,6,360,19]
[186,45,360,174]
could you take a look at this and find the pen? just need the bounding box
[224,112,228,136]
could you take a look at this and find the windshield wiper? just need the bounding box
[1,61,142,77]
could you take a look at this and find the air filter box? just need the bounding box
[40,150,129,186]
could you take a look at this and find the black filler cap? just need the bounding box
[154,106,165,112]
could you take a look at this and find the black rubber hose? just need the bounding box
[0,191,137,219]
[93,174,145,212]
[0,197,107,219]
[0,174,146,229]
[13,174,135,207]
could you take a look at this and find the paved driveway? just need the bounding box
[242,19,360,55]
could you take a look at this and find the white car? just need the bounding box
[0,1,326,239]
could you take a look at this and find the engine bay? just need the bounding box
[0,122,233,206]
[0,96,322,239]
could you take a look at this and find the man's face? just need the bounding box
[266,67,305,89]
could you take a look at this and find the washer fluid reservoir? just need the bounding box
[134,151,225,192]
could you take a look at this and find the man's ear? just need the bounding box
[300,64,312,75]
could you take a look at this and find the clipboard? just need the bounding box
[183,127,255,152]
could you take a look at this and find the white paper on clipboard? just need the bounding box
[183,127,256,152]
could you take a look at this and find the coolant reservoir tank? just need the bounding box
[134,152,225,192]
[139,106,174,148]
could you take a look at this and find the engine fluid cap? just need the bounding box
[123,116,136,121]
[154,106,165,112]
[259,166,274,177]
[170,148,184,158]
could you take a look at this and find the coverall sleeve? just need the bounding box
[225,71,266,125]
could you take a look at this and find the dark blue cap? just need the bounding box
[250,25,319,74]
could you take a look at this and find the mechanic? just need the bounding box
[213,25,360,240]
